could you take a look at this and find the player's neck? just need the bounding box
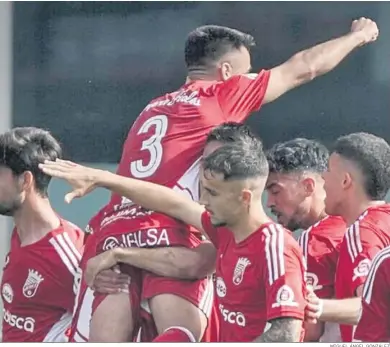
[303,204,327,230]
[342,197,385,227]
[13,197,60,246]
[231,207,271,243]
[186,72,218,83]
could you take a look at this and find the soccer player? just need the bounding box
[354,245,390,342]
[304,133,390,342]
[0,127,84,342]
[66,18,379,342]
[40,143,308,342]
[76,122,261,342]
[265,138,346,342]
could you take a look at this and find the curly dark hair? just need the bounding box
[266,138,329,175]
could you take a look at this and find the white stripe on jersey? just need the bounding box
[346,221,363,262]
[362,246,390,304]
[264,224,285,285]
[298,228,310,269]
[49,235,78,276]
[63,232,82,261]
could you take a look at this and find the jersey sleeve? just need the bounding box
[216,70,271,121]
[345,223,382,293]
[51,228,85,312]
[354,250,390,342]
[201,211,219,248]
[263,226,306,321]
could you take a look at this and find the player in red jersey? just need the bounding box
[265,138,347,342]
[0,127,84,342]
[78,123,259,342]
[40,142,307,342]
[305,133,390,342]
[354,245,390,342]
[49,18,379,342]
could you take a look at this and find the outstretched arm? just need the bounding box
[263,17,379,104]
[39,160,206,233]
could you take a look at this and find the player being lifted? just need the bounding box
[265,138,346,342]
[40,141,308,342]
[65,18,378,342]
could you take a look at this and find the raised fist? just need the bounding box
[350,17,379,46]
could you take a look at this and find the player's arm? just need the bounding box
[263,18,378,104]
[313,293,362,325]
[85,242,216,287]
[39,160,206,234]
[255,317,302,342]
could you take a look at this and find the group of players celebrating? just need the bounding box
[1,18,387,343]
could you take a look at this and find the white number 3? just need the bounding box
[130,115,168,178]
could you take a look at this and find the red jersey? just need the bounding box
[335,204,390,342]
[201,212,306,342]
[298,215,346,342]
[354,246,390,342]
[1,220,84,342]
[108,71,270,213]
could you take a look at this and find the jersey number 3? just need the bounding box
[130,115,168,178]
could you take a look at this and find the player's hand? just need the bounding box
[38,159,100,203]
[305,286,323,324]
[85,250,121,288]
[350,17,379,46]
[90,266,131,295]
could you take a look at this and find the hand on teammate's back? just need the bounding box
[350,17,379,46]
[90,266,130,295]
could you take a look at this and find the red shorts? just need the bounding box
[86,209,215,341]
[134,300,220,342]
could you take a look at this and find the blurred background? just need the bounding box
[0,0,389,306]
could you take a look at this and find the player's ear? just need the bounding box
[241,189,253,209]
[20,171,34,192]
[302,177,316,197]
[220,62,233,81]
[342,172,353,190]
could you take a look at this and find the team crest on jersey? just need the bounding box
[22,269,44,298]
[232,257,251,285]
[352,258,371,281]
[271,285,298,308]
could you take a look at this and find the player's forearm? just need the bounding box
[320,297,362,325]
[114,245,216,279]
[96,170,194,221]
[290,32,364,82]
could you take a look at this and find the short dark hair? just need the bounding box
[184,25,255,70]
[203,143,268,181]
[267,138,329,175]
[0,127,62,196]
[333,132,390,200]
[206,122,262,150]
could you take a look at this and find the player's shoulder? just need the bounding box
[369,245,390,274]
[259,222,300,249]
[49,219,84,252]
[300,215,346,246]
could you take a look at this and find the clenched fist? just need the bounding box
[350,17,379,46]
